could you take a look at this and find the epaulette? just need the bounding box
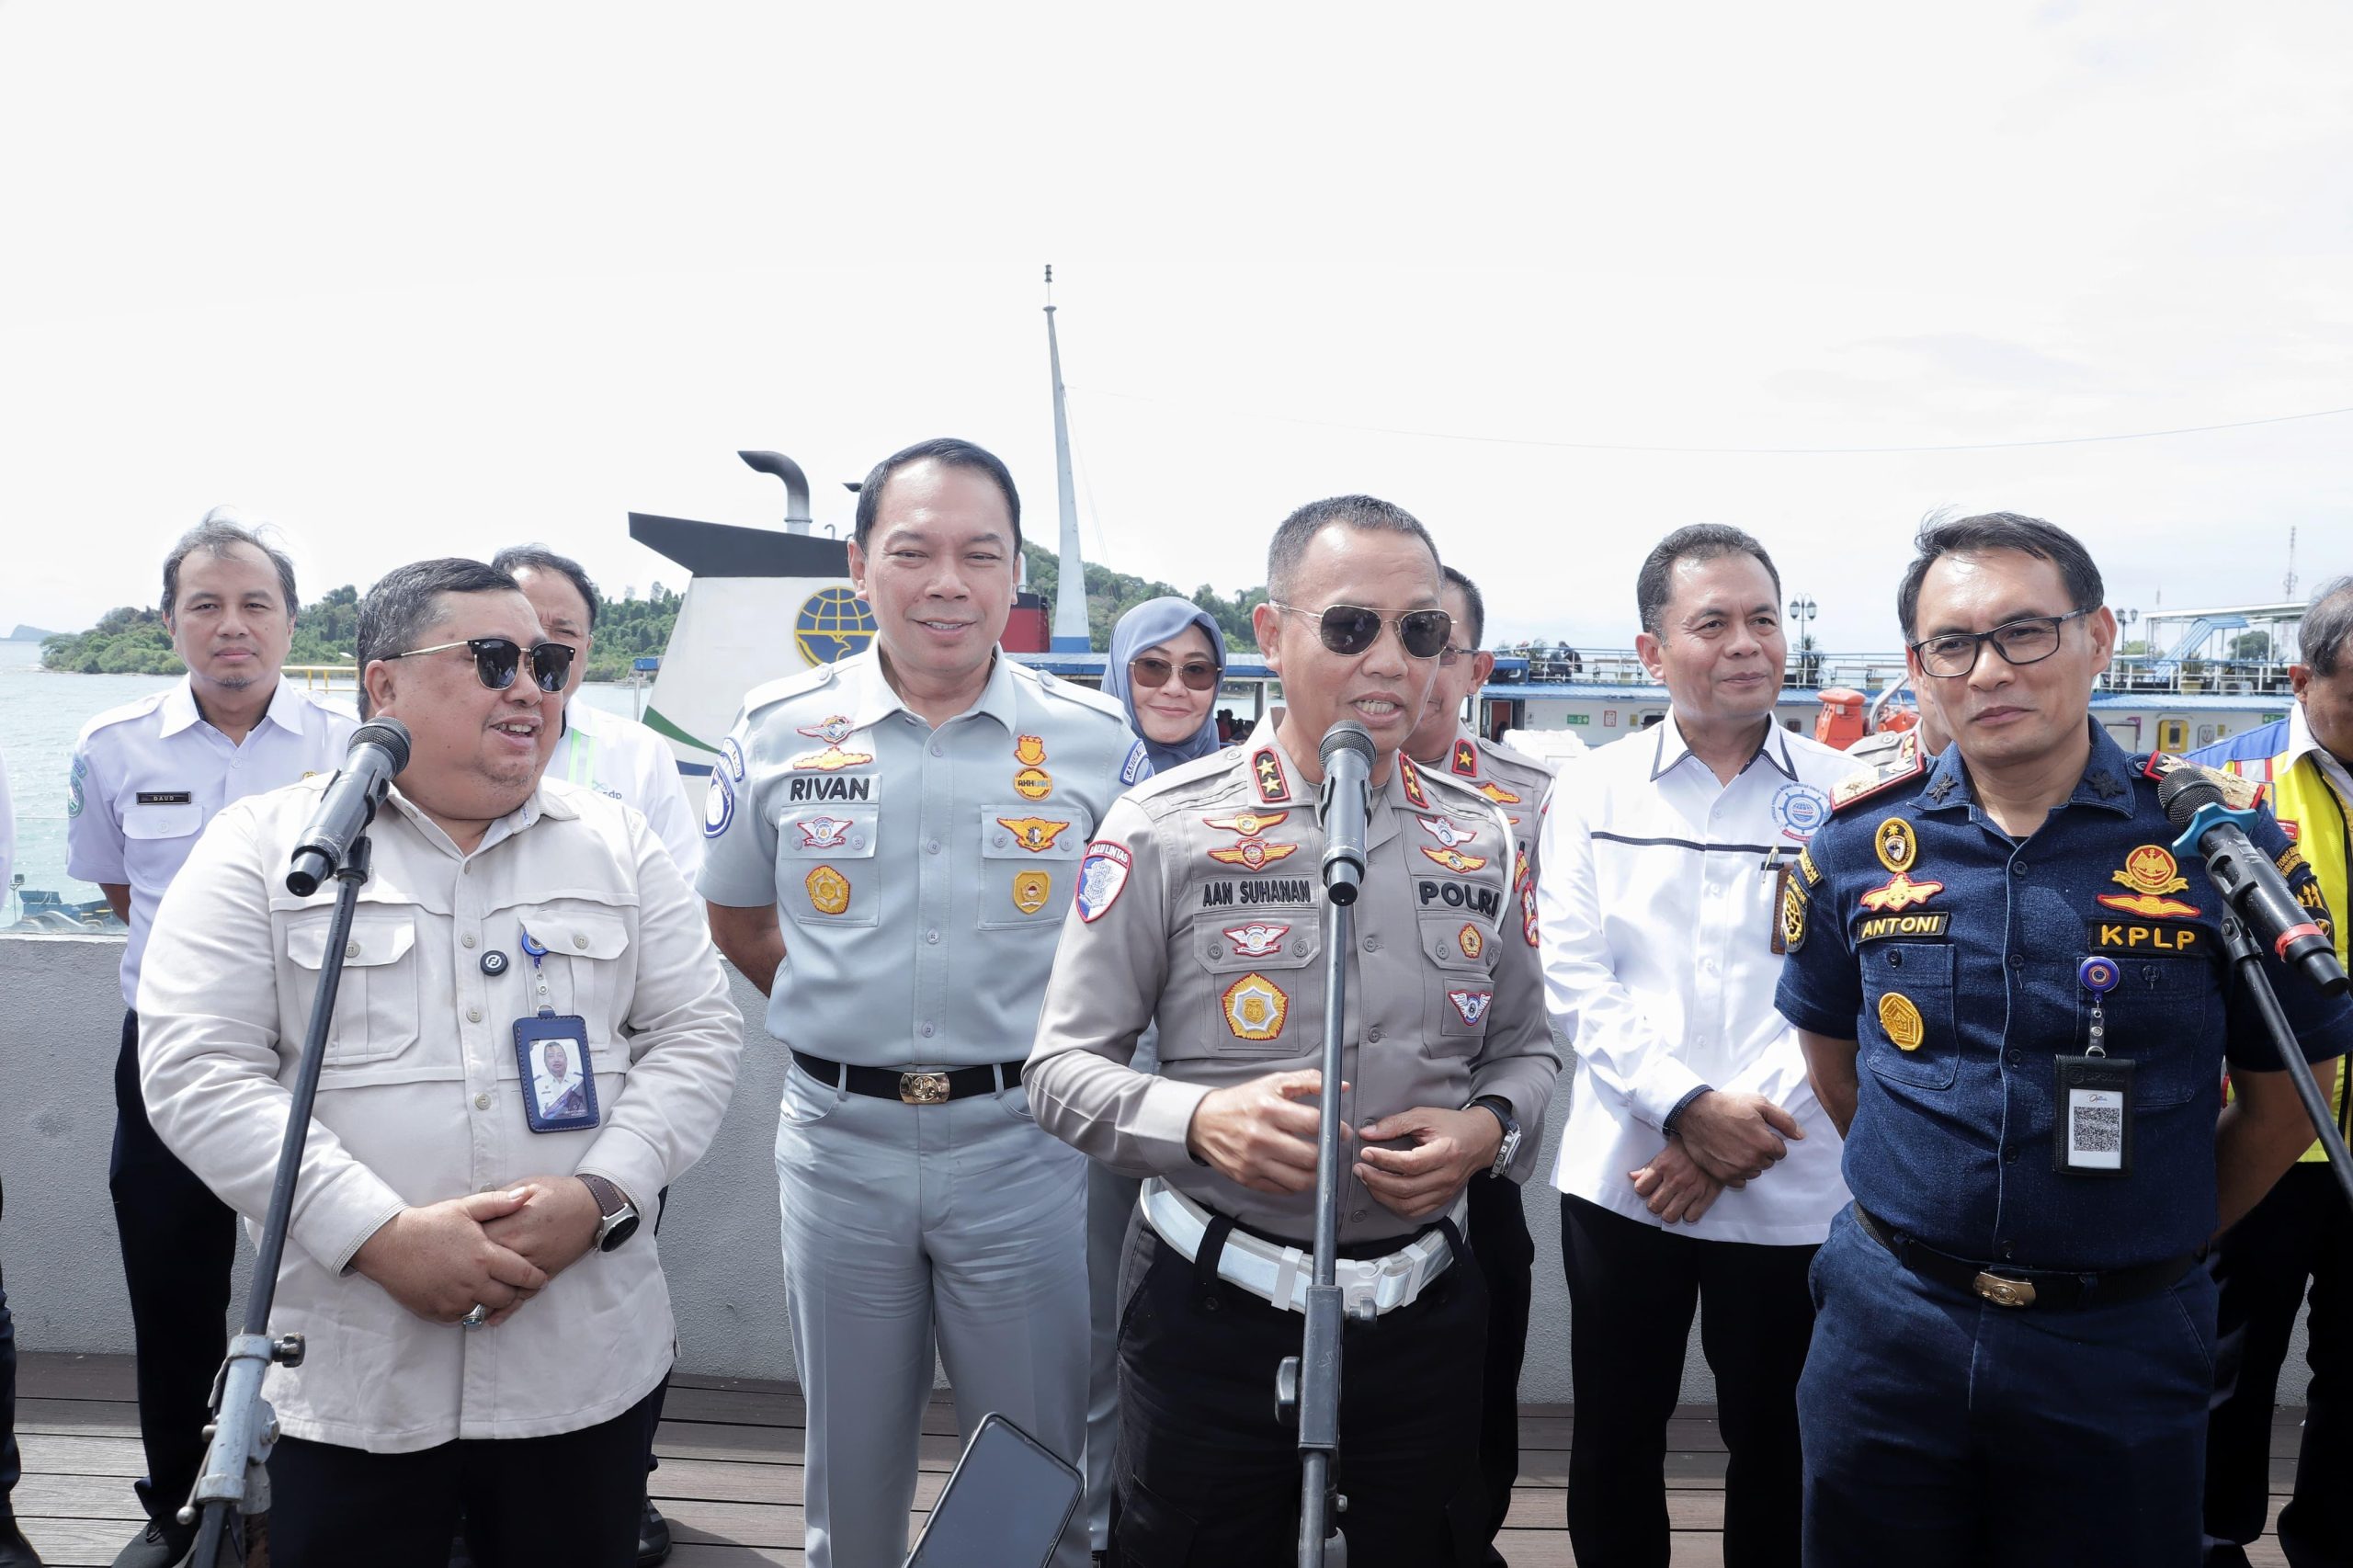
[2142,752,2266,812]
[739,662,841,717]
[1006,659,1130,725]
[74,688,172,744]
[1827,731,1926,814]
[1128,745,1254,812]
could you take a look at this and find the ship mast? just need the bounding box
[1045,265,1090,651]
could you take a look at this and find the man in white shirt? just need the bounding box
[138,556,743,1568]
[63,511,357,1568]
[1536,524,1852,1568]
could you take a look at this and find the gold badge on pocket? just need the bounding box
[1012,869,1051,915]
[1878,992,1925,1051]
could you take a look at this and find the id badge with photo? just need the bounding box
[2053,1053,2134,1177]
[515,1011,600,1133]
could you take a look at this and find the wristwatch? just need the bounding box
[576,1175,641,1253]
[1467,1097,1521,1178]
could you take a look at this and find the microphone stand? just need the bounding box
[2215,909,2353,1213]
[186,835,372,1568]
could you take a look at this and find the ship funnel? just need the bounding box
[738,450,815,535]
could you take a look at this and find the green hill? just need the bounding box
[1021,543,1264,653]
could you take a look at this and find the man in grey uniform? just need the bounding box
[700,438,1147,1568]
[1029,496,1561,1564]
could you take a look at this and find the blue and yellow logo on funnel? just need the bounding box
[794,586,878,666]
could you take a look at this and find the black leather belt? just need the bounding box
[1853,1204,2198,1310]
[791,1050,1024,1106]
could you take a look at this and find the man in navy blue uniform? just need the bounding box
[1777,512,2353,1568]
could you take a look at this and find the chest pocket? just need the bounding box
[977,804,1093,932]
[1182,913,1322,1060]
[1862,940,1959,1091]
[284,910,421,1067]
[1417,915,1497,1057]
[515,907,633,1058]
[774,803,881,930]
[2080,954,2217,1108]
[123,801,201,841]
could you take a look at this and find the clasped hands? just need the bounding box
[1184,1069,1503,1221]
[348,1176,605,1327]
[1630,1090,1804,1225]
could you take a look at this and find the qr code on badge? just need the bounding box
[2072,1104,2122,1152]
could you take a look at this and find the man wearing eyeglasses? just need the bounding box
[700,438,1147,1568]
[1537,524,1852,1568]
[64,509,358,1568]
[1028,495,1560,1564]
[135,556,745,1568]
[1400,564,1558,1564]
[1778,513,2351,1567]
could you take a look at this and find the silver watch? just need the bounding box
[1468,1098,1521,1178]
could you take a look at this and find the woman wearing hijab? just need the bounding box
[1101,596,1226,774]
[1081,596,1226,1557]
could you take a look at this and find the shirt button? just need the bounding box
[1701,958,1717,973]
[930,744,943,757]
[994,833,1008,846]
[2011,862,2028,878]
[2000,1241,2016,1259]
[474,1093,492,1110]
[573,933,589,949]
[1350,1210,1367,1223]
[467,1006,483,1023]
[927,839,942,855]
[1367,1028,1383,1043]
[2003,1144,2019,1164]
[921,1023,937,1038]
[2007,1050,2023,1065]
[1362,937,1380,952]
[2009,953,2026,970]
[461,934,477,949]
[926,929,940,944]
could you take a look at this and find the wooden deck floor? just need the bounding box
[6,1352,2308,1565]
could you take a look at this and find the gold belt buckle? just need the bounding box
[1972,1271,2037,1308]
[898,1072,950,1106]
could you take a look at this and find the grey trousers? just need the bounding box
[1084,1028,1158,1551]
[776,1057,1091,1568]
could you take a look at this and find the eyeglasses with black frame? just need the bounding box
[1267,601,1453,661]
[1128,653,1221,693]
[1910,608,2092,679]
[381,637,575,694]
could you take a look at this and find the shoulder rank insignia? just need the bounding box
[1399,756,1430,809]
[2142,753,2266,812]
[1829,732,1925,813]
[1252,747,1290,804]
[1451,738,1480,777]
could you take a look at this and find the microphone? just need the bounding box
[286,719,412,896]
[2159,767,2347,996]
[1317,721,1376,906]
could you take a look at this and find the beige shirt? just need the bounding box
[1426,724,1555,901]
[1027,714,1560,1244]
[137,774,744,1452]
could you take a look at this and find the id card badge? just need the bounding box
[515,1012,599,1132]
[2053,1053,2134,1176]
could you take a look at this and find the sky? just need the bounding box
[2,0,2348,655]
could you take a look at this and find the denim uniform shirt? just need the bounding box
[1776,722,2353,1271]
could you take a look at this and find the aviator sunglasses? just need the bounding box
[1268,601,1453,661]
[1128,653,1221,692]
[382,637,575,693]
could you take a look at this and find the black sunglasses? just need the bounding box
[1128,653,1221,692]
[383,637,574,694]
[1268,601,1452,660]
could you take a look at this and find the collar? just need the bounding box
[838,645,1019,734]
[2288,703,2353,801]
[157,676,307,740]
[384,778,574,859]
[1916,717,2139,817]
[1648,709,1793,784]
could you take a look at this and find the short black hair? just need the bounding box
[1266,495,1441,604]
[853,437,1021,552]
[2300,575,2353,678]
[356,558,521,719]
[1635,524,1780,637]
[1441,564,1486,649]
[162,506,300,621]
[491,544,599,632]
[1895,511,2104,642]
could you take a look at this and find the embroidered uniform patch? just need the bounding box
[1014,734,1049,767]
[1452,739,1480,777]
[702,772,735,838]
[1208,810,1290,837]
[1252,749,1289,803]
[1012,869,1052,915]
[798,716,857,745]
[1121,739,1151,785]
[1772,783,1830,842]
[1223,922,1290,957]
[1448,990,1493,1028]
[997,816,1074,853]
[805,866,851,915]
[1858,913,1950,941]
[1076,842,1131,923]
[1417,814,1477,850]
[1475,780,1521,805]
[1521,881,1540,947]
[1222,973,1289,1041]
[1796,846,1823,888]
[1458,923,1485,960]
[1421,846,1490,874]
[1859,874,1944,914]
[1878,993,1925,1051]
[1013,767,1054,801]
[1779,876,1808,951]
[790,744,875,772]
[796,815,856,848]
[1400,756,1430,809]
[720,736,747,782]
[2097,845,2199,919]
[1210,839,1300,870]
[1874,817,1917,874]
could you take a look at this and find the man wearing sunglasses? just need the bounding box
[699,438,1147,1568]
[1028,495,1560,1565]
[1400,564,1558,1564]
[63,509,358,1568]
[135,557,745,1568]
[1779,513,2351,1566]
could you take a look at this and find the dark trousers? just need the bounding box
[1802,1204,2215,1568]
[1108,1214,1488,1568]
[1,1178,19,1519]
[1466,1171,1533,1563]
[109,1007,238,1526]
[2204,1162,2352,1568]
[1560,1193,1812,1568]
[269,1382,663,1568]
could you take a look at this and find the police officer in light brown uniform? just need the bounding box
[1028,495,1561,1566]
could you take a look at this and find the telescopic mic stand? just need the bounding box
[188,718,406,1568]
[2163,770,2353,1214]
[1279,722,1376,1568]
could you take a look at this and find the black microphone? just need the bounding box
[286,719,412,896]
[2159,767,2347,996]
[1318,721,1376,906]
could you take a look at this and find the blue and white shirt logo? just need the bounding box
[702,771,736,839]
[1771,782,1830,842]
[720,736,747,783]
